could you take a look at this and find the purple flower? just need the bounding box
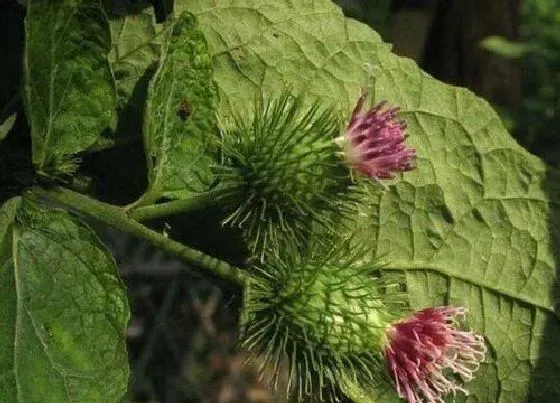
[342,92,416,180]
[385,307,486,403]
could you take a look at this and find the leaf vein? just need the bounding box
[383,262,559,319]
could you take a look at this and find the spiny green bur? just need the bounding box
[217,93,355,257]
[241,241,403,401]
[279,263,389,353]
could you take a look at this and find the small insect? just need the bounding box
[177,98,191,121]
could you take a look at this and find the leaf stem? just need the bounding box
[127,187,231,221]
[30,186,247,287]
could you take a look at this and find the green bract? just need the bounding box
[240,238,405,401]
[216,92,356,257]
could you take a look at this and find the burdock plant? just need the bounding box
[338,91,416,180]
[3,4,537,403]
[225,91,484,402]
[215,92,356,257]
[27,86,485,402]
[240,237,404,401]
[239,235,486,402]
[215,90,418,257]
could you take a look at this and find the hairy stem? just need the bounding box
[127,187,231,221]
[30,186,247,287]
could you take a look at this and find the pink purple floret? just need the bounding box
[343,92,416,179]
[385,306,486,403]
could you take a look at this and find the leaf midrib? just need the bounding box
[12,226,21,402]
[12,226,74,402]
[382,261,558,319]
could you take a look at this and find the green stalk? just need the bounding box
[127,187,232,221]
[30,186,247,287]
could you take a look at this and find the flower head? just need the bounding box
[385,306,486,403]
[342,92,416,180]
[240,237,405,401]
[217,92,355,258]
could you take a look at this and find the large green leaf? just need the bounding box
[178,1,560,401]
[142,12,217,201]
[0,197,130,402]
[178,0,389,119]
[24,0,117,173]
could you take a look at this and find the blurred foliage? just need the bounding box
[332,0,392,37]
[483,0,560,165]
[99,226,288,403]
[0,2,23,111]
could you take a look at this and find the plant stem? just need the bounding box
[30,186,247,287]
[127,187,231,221]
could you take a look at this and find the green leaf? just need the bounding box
[177,1,560,401]
[480,36,532,60]
[0,197,130,402]
[95,2,167,149]
[341,373,400,403]
[24,0,117,173]
[108,4,161,108]
[350,70,560,402]
[177,0,389,120]
[142,12,217,201]
[0,114,16,142]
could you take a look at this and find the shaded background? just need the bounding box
[1,0,559,402]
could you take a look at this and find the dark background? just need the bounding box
[1,0,559,402]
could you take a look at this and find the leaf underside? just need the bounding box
[177,1,560,401]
